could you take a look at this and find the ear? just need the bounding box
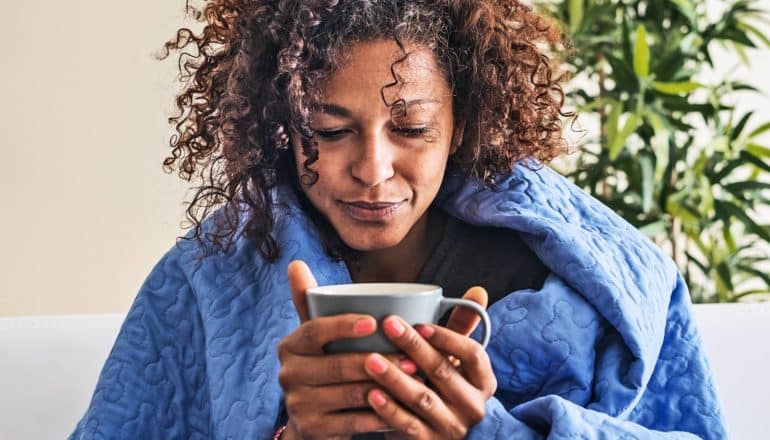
[450,119,466,155]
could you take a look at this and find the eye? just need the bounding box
[313,129,350,141]
[395,126,431,138]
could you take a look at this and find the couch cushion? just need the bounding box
[0,304,767,439]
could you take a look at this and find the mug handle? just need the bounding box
[437,298,491,348]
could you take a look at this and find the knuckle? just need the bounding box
[415,389,435,411]
[346,414,368,434]
[300,322,318,348]
[430,358,454,381]
[487,375,498,396]
[446,421,468,439]
[405,419,422,437]
[346,385,367,408]
[284,393,304,417]
[277,367,292,389]
[304,415,325,439]
[468,402,486,425]
[277,338,290,357]
[468,343,487,366]
[401,330,423,352]
[327,357,346,383]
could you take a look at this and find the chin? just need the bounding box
[339,230,404,252]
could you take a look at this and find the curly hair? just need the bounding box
[159,0,570,260]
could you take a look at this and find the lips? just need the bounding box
[340,200,405,222]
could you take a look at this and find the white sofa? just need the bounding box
[1,303,768,439]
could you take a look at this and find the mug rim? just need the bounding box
[307,283,441,296]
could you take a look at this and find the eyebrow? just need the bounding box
[317,99,441,118]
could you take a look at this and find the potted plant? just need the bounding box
[539,0,770,302]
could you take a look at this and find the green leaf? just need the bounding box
[685,251,711,276]
[746,143,770,158]
[733,290,770,301]
[568,0,584,34]
[605,100,621,151]
[723,181,770,193]
[605,53,639,92]
[749,123,770,138]
[714,200,770,242]
[740,150,770,173]
[639,220,667,237]
[731,111,754,141]
[609,113,642,161]
[734,42,751,66]
[716,261,735,293]
[721,27,757,48]
[728,81,760,92]
[735,265,770,288]
[651,81,704,95]
[640,153,655,213]
[667,198,701,231]
[634,25,650,78]
[621,10,633,64]
[699,174,714,213]
[723,226,738,256]
[668,0,697,26]
[740,22,770,48]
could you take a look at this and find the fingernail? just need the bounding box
[383,317,405,337]
[416,324,435,338]
[369,389,387,407]
[366,354,388,375]
[354,318,376,335]
[399,359,417,375]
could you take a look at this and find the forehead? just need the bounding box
[319,39,451,103]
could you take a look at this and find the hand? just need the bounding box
[278,261,417,439]
[363,287,497,439]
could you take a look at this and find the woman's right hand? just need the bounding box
[278,261,416,439]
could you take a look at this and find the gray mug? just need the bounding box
[306,283,491,353]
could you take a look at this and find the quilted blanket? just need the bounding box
[71,164,726,439]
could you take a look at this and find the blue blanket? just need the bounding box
[71,164,726,439]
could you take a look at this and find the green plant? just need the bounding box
[538,0,770,302]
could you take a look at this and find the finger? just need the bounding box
[280,352,418,386]
[416,324,496,395]
[445,286,488,336]
[381,316,478,406]
[364,357,470,439]
[285,381,377,413]
[279,314,377,355]
[291,410,389,438]
[364,353,464,431]
[287,260,316,322]
[368,388,429,438]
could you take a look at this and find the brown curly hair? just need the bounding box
[160,0,569,260]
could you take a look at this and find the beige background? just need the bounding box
[1,1,769,317]
[0,1,192,316]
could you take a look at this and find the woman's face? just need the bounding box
[292,39,457,252]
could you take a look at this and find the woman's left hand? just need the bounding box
[363,288,497,439]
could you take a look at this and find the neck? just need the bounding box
[348,208,446,283]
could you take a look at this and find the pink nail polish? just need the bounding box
[417,324,435,338]
[370,389,387,407]
[367,355,388,374]
[384,318,405,337]
[354,318,376,335]
[399,359,417,375]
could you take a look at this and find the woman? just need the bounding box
[72,1,726,439]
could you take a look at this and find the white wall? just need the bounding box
[1,2,769,316]
[0,1,191,316]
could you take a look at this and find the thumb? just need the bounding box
[446,286,488,336]
[287,260,317,323]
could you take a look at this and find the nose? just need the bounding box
[350,132,395,187]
